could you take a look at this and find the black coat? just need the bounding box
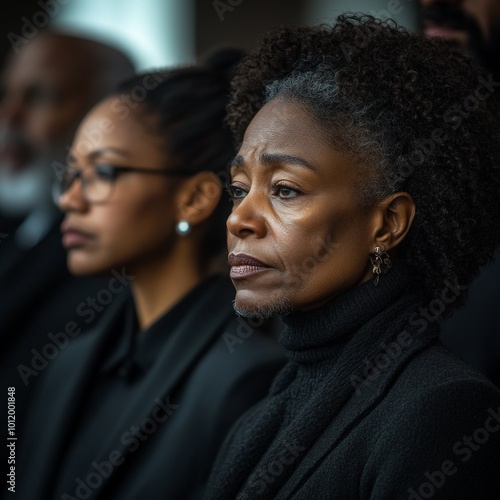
[205,265,500,499]
[16,276,285,500]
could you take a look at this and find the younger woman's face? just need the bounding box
[59,97,179,276]
[227,98,380,317]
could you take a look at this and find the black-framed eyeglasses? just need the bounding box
[52,164,192,204]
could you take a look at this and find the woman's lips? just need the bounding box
[61,222,95,249]
[424,23,466,42]
[228,253,271,279]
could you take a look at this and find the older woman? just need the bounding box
[205,16,500,500]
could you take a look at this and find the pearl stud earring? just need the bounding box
[176,219,191,236]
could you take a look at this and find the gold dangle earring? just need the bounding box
[369,246,391,286]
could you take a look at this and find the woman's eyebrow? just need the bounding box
[87,147,131,161]
[67,147,131,166]
[261,152,317,170]
[231,154,245,168]
[231,152,317,170]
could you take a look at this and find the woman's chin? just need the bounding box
[234,289,294,319]
[67,251,109,277]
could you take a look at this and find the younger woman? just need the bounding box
[18,51,284,500]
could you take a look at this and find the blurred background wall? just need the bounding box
[0,0,421,70]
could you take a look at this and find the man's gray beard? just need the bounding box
[0,162,54,216]
[232,296,294,319]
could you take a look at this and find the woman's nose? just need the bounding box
[226,191,267,239]
[58,178,89,213]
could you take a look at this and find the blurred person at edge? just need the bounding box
[17,50,284,500]
[421,0,500,386]
[0,30,135,474]
[421,0,500,79]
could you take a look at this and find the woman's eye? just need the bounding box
[226,184,248,200]
[94,165,116,181]
[62,168,80,186]
[274,184,301,199]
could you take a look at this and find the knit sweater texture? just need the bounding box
[205,265,500,499]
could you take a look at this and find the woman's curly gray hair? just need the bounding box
[227,14,500,312]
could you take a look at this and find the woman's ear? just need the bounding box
[371,192,416,252]
[175,172,223,227]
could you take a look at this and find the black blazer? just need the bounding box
[17,277,284,499]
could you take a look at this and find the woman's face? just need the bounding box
[59,97,179,276]
[227,98,380,317]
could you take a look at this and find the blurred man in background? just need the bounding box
[0,31,134,462]
[421,0,500,385]
[421,0,500,78]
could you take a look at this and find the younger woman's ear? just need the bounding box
[176,172,223,226]
[371,192,416,252]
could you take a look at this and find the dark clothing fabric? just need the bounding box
[440,248,500,386]
[0,213,24,236]
[0,215,109,484]
[205,265,500,499]
[17,276,285,500]
[52,278,214,497]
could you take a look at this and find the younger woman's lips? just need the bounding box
[62,230,93,249]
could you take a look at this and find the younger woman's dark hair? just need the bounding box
[114,48,244,264]
[226,15,500,313]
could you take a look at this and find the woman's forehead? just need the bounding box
[241,99,327,153]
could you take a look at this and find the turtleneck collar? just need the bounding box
[280,262,416,364]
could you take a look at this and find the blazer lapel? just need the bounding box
[81,276,236,496]
[29,294,129,497]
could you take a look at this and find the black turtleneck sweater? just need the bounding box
[205,265,500,499]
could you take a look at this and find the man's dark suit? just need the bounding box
[0,215,113,483]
